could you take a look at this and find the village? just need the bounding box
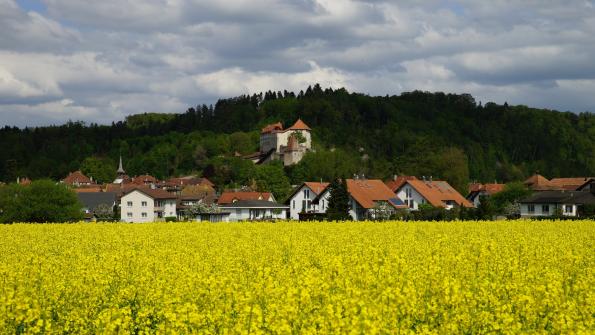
[10,119,595,222]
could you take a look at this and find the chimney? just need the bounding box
[393,174,397,181]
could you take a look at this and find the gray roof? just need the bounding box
[219,200,289,209]
[520,191,595,205]
[77,192,117,210]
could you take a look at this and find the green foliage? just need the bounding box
[0,180,83,223]
[255,162,291,201]
[80,156,116,184]
[476,195,496,220]
[2,87,595,192]
[491,182,532,214]
[288,149,360,185]
[93,203,116,221]
[326,178,351,221]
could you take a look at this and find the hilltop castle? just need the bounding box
[246,119,312,166]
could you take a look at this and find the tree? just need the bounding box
[255,162,291,201]
[326,178,351,221]
[80,156,116,184]
[0,180,83,223]
[476,195,496,220]
[93,203,115,221]
[491,182,532,215]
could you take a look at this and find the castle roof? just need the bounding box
[288,119,311,131]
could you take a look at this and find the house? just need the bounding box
[466,183,505,207]
[385,175,418,193]
[176,193,217,221]
[523,174,593,191]
[285,182,329,219]
[120,187,177,222]
[395,179,473,210]
[247,119,312,166]
[519,188,595,218]
[219,200,289,221]
[76,192,117,221]
[62,171,94,187]
[312,179,407,220]
[217,191,275,205]
[131,174,158,186]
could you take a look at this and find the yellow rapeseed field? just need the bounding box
[0,220,594,334]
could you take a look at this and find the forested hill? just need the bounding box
[1,85,594,194]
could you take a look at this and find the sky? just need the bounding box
[1,0,595,127]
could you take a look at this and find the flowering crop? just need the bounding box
[0,220,593,334]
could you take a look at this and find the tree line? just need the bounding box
[1,85,594,199]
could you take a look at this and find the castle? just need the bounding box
[247,119,312,166]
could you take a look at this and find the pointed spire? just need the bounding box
[117,155,125,175]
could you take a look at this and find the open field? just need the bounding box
[0,221,594,334]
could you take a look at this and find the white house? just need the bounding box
[394,179,473,210]
[285,182,329,219]
[219,200,289,221]
[311,179,407,221]
[519,190,595,218]
[120,188,177,222]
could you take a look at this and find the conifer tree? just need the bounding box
[326,178,351,221]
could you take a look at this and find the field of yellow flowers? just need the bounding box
[0,220,594,334]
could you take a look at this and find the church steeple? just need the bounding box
[117,155,125,176]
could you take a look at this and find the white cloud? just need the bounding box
[0,0,594,126]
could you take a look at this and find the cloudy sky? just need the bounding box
[1,0,595,127]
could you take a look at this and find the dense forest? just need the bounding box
[1,85,594,196]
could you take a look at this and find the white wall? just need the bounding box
[520,203,578,217]
[288,185,320,219]
[395,184,428,210]
[227,208,288,221]
[121,190,154,223]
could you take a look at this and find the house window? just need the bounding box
[405,188,412,198]
[528,204,535,213]
[321,200,325,208]
[542,205,549,214]
[127,201,133,207]
[292,200,295,209]
[564,205,573,214]
[127,212,132,218]
[409,201,414,209]
[141,212,147,218]
[404,199,409,206]
[302,200,306,212]
[307,200,312,210]
[304,189,310,198]
[141,201,147,207]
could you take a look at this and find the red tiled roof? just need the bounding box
[217,191,273,204]
[523,174,554,190]
[261,122,283,133]
[347,179,406,209]
[287,119,311,131]
[468,183,505,195]
[132,174,158,185]
[406,179,473,208]
[74,186,103,193]
[548,177,593,191]
[303,182,329,195]
[123,187,176,199]
[385,176,418,192]
[63,171,93,185]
